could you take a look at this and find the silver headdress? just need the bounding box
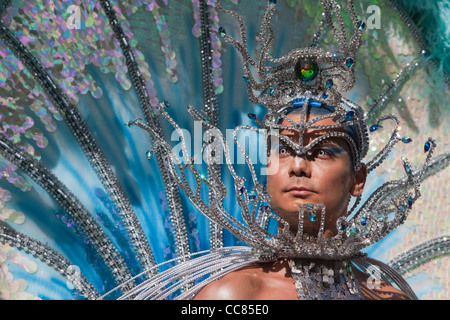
[129,0,437,262]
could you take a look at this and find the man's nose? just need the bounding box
[288,154,310,177]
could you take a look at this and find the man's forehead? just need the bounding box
[280,126,348,143]
[279,112,349,142]
[280,129,348,146]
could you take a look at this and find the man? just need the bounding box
[194,104,411,300]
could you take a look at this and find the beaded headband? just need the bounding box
[129,0,437,260]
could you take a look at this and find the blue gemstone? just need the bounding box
[345,111,355,121]
[404,164,412,174]
[239,187,245,195]
[218,26,226,37]
[269,0,277,5]
[408,197,414,207]
[360,216,368,226]
[369,124,378,132]
[163,100,170,108]
[247,113,256,120]
[308,211,317,222]
[339,223,347,231]
[421,49,431,57]
[401,137,412,143]
[345,57,354,68]
[322,94,328,99]
[267,88,275,95]
[243,76,250,83]
[325,79,334,88]
[249,191,257,200]
[357,20,366,31]
[399,206,406,213]
[424,141,431,153]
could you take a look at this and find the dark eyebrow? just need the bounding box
[317,140,340,147]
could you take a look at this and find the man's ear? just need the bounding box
[350,163,367,197]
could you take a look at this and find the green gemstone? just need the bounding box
[348,227,359,237]
[294,58,319,82]
[325,79,334,88]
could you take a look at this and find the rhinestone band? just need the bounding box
[198,0,224,251]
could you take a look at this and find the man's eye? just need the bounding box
[278,146,292,156]
[314,148,332,158]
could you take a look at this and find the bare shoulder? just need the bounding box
[353,267,411,300]
[360,281,411,300]
[193,264,261,300]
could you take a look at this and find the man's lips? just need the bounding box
[286,186,316,196]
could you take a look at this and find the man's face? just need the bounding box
[266,112,364,237]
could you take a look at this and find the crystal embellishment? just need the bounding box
[345,57,354,68]
[218,26,226,37]
[308,211,317,222]
[356,20,366,31]
[326,79,334,88]
[294,58,319,82]
[402,137,412,144]
[345,111,355,121]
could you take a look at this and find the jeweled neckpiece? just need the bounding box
[289,259,363,300]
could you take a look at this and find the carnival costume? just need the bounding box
[0,0,448,300]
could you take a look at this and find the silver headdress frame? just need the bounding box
[217,0,370,172]
[129,0,437,261]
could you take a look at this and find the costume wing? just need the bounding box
[0,0,448,300]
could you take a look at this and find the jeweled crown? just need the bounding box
[216,0,364,110]
[216,0,371,171]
